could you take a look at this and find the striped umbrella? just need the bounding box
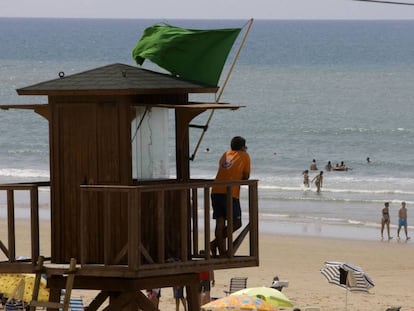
[321,261,374,310]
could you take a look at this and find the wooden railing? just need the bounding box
[0,180,259,276]
[0,182,50,264]
[79,179,259,275]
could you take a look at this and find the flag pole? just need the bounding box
[216,18,254,103]
[190,18,254,161]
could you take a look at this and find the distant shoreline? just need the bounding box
[2,213,412,247]
[259,219,414,243]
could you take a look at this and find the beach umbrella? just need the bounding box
[201,294,278,311]
[320,261,374,310]
[231,287,293,308]
[0,273,49,302]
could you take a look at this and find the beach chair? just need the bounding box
[270,279,289,291]
[60,297,84,311]
[223,277,248,295]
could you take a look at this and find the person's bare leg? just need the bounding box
[387,223,392,239]
[181,298,188,311]
[204,290,210,304]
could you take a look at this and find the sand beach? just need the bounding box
[1,18,414,311]
[1,219,414,310]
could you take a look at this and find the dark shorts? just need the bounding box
[173,286,184,298]
[399,218,407,227]
[211,193,241,220]
[200,280,211,292]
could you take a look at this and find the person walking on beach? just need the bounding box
[302,170,310,187]
[146,288,161,310]
[381,202,392,240]
[199,270,215,305]
[311,171,323,193]
[173,286,187,311]
[397,201,410,240]
[210,136,250,257]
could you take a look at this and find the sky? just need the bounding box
[1,0,414,20]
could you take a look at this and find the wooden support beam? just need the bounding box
[226,186,234,258]
[30,187,40,264]
[191,188,199,255]
[113,244,128,265]
[7,189,15,262]
[249,181,259,258]
[0,240,9,258]
[180,189,188,260]
[103,192,112,265]
[156,190,165,263]
[185,276,201,311]
[128,189,141,270]
[204,187,211,259]
[139,243,155,264]
[134,291,158,311]
[232,223,250,255]
[86,291,110,311]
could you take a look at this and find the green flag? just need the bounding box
[132,24,241,86]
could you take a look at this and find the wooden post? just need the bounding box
[7,189,15,262]
[30,186,40,263]
[204,187,211,259]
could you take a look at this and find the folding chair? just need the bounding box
[271,280,289,291]
[223,277,248,295]
[61,297,84,311]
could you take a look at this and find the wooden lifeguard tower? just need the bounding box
[0,63,259,310]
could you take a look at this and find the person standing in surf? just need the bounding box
[303,170,310,187]
[310,159,318,170]
[397,201,410,240]
[311,171,323,193]
[381,202,392,240]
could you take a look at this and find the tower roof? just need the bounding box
[17,63,218,96]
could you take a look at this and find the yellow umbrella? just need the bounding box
[231,287,294,308]
[0,273,49,302]
[201,294,278,311]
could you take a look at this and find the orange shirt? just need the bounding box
[212,150,250,198]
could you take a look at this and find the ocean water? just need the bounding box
[1,18,414,241]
